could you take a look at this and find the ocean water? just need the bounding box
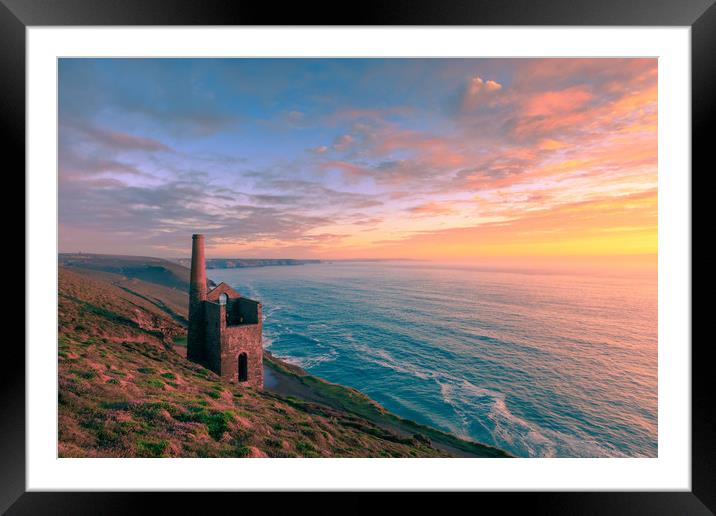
[209,261,657,458]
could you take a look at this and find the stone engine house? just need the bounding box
[187,234,263,389]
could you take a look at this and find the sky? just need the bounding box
[58,58,657,263]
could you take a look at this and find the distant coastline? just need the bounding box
[58,253,422,274]
[173,258,322,270]
[171,257,426,269]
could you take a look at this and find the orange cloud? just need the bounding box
[523,86,594,117]
[408,202,457,216]
[538,139,569,151]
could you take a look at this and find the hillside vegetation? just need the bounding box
[59,253,210,293]
[58,267,454,457]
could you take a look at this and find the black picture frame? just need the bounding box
[4,0,708,513]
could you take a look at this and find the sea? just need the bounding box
[208,261,657,458]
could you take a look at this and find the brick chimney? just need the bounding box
[187,234,207,362]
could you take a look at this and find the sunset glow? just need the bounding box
[58,58,657,263]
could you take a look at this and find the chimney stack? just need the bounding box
[187,234,207,362]
[189,233,207,303]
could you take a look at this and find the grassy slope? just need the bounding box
[58,267,451,457]
[59,253,212,293]
[63,265,189,325]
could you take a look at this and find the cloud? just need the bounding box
[408,202,457,216]
[72,124,173,153]
[59,176,336,250]
[310,121,468,189]
[288,110,304,122]
[258,179,383,210]
[511,58,656,94]
[332,133,355,152]
[449,59,657,146]
[522,86,593,118]
[58,58,658,259]
[59,153,153,179]
[460,76,503,111]
[538,139,569,151]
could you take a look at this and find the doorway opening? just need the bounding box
[238,352,248,382]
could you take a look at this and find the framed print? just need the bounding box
[5,0,710,513]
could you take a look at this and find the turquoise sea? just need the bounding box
[209,261,657,458]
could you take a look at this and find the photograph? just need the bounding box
[56,57,659,460]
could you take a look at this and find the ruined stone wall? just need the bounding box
[203,300,263,389]
[206,282,240,302]
[226,297,259,326]
[222,301,263,389]
[203,302,224,375]
[220,322,263,389]
[235,298,260,325]
[187,296,206,363]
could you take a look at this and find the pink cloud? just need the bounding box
[522,86,593,117]
[512,58,656,93]
[320,160,369,179]
[408,202,457,216]
[313,59,656,205]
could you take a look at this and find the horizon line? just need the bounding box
[59,250,658,264]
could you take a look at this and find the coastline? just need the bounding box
[59,256,511,458]
[171,344,509,458]
[261,351,511,458]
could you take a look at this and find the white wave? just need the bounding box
[434,381,473,439]
[262,303,283,320]
[436,377,620,458]
[355,344,433,381]
[274,349,338,369]
[262,334,274,349]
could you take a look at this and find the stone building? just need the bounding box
[186,234,263,389]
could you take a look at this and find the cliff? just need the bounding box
[57,259,509,458]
